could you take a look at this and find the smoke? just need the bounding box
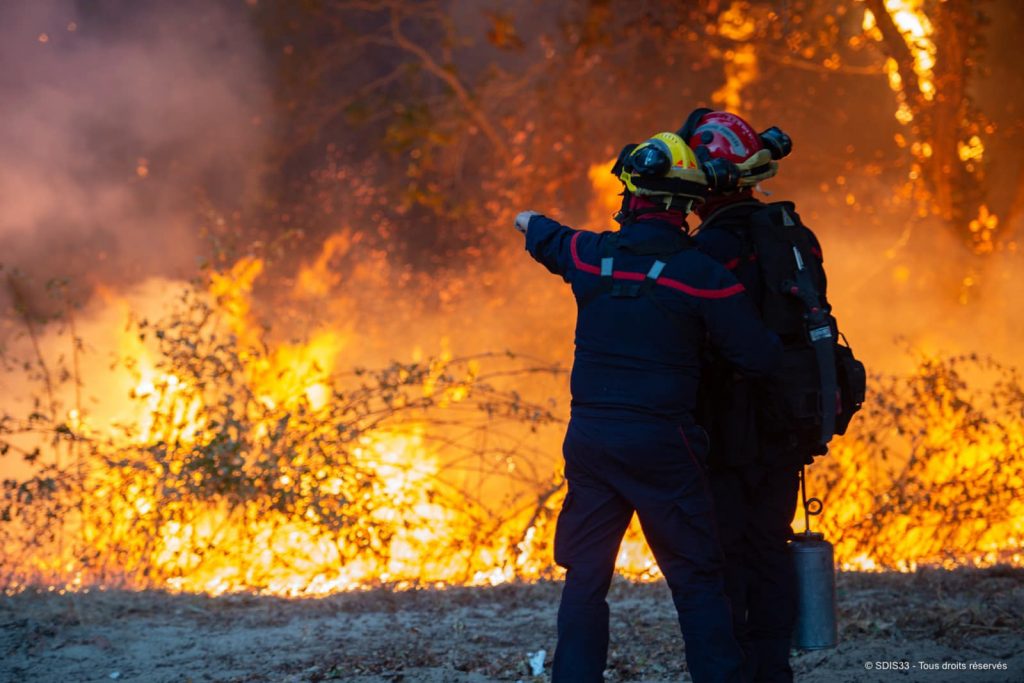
[779,184,1024,376]
[0,0,269,304]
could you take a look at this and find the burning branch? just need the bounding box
[863,0,923,103]
[864,0,994,252]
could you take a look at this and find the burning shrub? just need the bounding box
[1,281,566,594]
[811,353,1024,570]
[3,268,1023,595]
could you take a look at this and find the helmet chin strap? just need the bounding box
[661,195,694,213]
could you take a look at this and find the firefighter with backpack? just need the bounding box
[514,131,782,682]
[681,109,865,683]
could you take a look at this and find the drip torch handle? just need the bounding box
[800,466,824,535]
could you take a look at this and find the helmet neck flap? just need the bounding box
[615,192,689,228]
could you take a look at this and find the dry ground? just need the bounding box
[2,568,1022,683]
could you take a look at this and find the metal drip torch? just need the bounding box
[790,465,838,650]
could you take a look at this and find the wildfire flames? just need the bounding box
[4,169,1022,598]
[2,1,1022,597]
[2,248,569,595]
[863,0,937,117]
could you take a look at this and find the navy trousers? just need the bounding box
[710,458,801,683]
[551,416,744,683]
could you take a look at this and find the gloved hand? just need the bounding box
[514,210,539,235]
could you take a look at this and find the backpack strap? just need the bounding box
[752,203,839,446]
[783,251,838,445]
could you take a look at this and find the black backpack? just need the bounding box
[742,202,866,454]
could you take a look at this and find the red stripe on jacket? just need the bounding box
[570,232,745,299]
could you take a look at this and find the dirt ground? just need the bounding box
[2,568,1021,683]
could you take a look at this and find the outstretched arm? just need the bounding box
[521,213,579,280]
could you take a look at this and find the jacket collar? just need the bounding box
[617,219,692,253]
[697,198,764,229]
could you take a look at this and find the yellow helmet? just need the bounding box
[614,132,709,208]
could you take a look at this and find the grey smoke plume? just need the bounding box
[0,0,269,299]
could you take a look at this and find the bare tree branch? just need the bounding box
[388,7,506,154]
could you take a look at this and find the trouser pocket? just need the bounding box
[638,488,724,581]
[553,483,633,588]
[553,491,575,568]
[669,493,723,570]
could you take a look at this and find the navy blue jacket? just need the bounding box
[525,214,781,423]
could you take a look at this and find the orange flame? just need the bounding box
[3,14,1021,594]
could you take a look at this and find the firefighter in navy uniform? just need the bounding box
[683,109,836,683]
[515,132,782,683]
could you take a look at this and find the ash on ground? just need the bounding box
[2,568,1021,683]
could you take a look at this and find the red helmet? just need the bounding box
[678,109,792,189]
[685,110,764,163]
